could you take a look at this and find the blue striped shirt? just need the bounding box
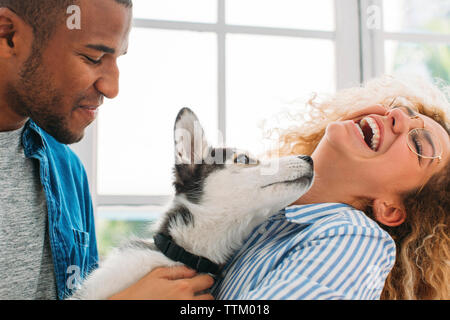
[213,203,396,300]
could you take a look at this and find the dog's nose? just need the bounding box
[298,155,313,166]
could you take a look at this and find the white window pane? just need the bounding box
[97,28,217,195]
[226,0,335,31]
[383,0,450,34]
[385,41,450,82]
[226,35,335,155]
[132,0,217,23]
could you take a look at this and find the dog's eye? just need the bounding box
[234,154,250,165]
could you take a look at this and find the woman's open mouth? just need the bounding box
[354,116,381,151]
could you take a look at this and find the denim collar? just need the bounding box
[22,119,45,158]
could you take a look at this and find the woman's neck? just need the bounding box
[291,174,344,205]
[290,154,364,210]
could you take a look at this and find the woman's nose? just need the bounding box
[386,108,423,134]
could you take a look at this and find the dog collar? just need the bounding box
[153,233,221,276]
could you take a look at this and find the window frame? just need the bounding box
[359,0,450,81]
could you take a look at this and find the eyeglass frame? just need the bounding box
[387,97,443,164]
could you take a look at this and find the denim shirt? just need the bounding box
[22,120,98,299]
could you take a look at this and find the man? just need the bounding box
[0,0,213,300]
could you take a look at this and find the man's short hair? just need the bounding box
[0,0,132,45]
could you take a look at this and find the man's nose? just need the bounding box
[95,64,120,99]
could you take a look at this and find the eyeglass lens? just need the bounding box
[392,106,442,159]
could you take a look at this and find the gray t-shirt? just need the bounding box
[0,126,57,299]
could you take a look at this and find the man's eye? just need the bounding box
[83,55,101,65]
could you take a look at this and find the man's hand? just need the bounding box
[108,266,215,300]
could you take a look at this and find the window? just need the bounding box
[97,28,218,196]
[360,0,450,82]
[69,0,449,256]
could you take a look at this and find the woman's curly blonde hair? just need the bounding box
[267,75,450,299]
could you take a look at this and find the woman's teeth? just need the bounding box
[355,123,364,139]
[357,117,380,151]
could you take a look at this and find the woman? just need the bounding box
[213,75,450,300]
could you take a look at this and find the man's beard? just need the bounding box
[6,48,83,145]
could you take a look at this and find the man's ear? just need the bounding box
[372,198,406,227]
[0,8,32,59]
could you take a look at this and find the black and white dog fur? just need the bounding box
[70,108,314,299]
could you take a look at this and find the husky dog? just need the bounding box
[71,108,314,299]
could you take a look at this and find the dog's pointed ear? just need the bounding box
[174,108,209,165]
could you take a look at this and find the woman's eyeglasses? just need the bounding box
[387,98,442,164]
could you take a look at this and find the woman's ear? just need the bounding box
[372,198,406,227]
